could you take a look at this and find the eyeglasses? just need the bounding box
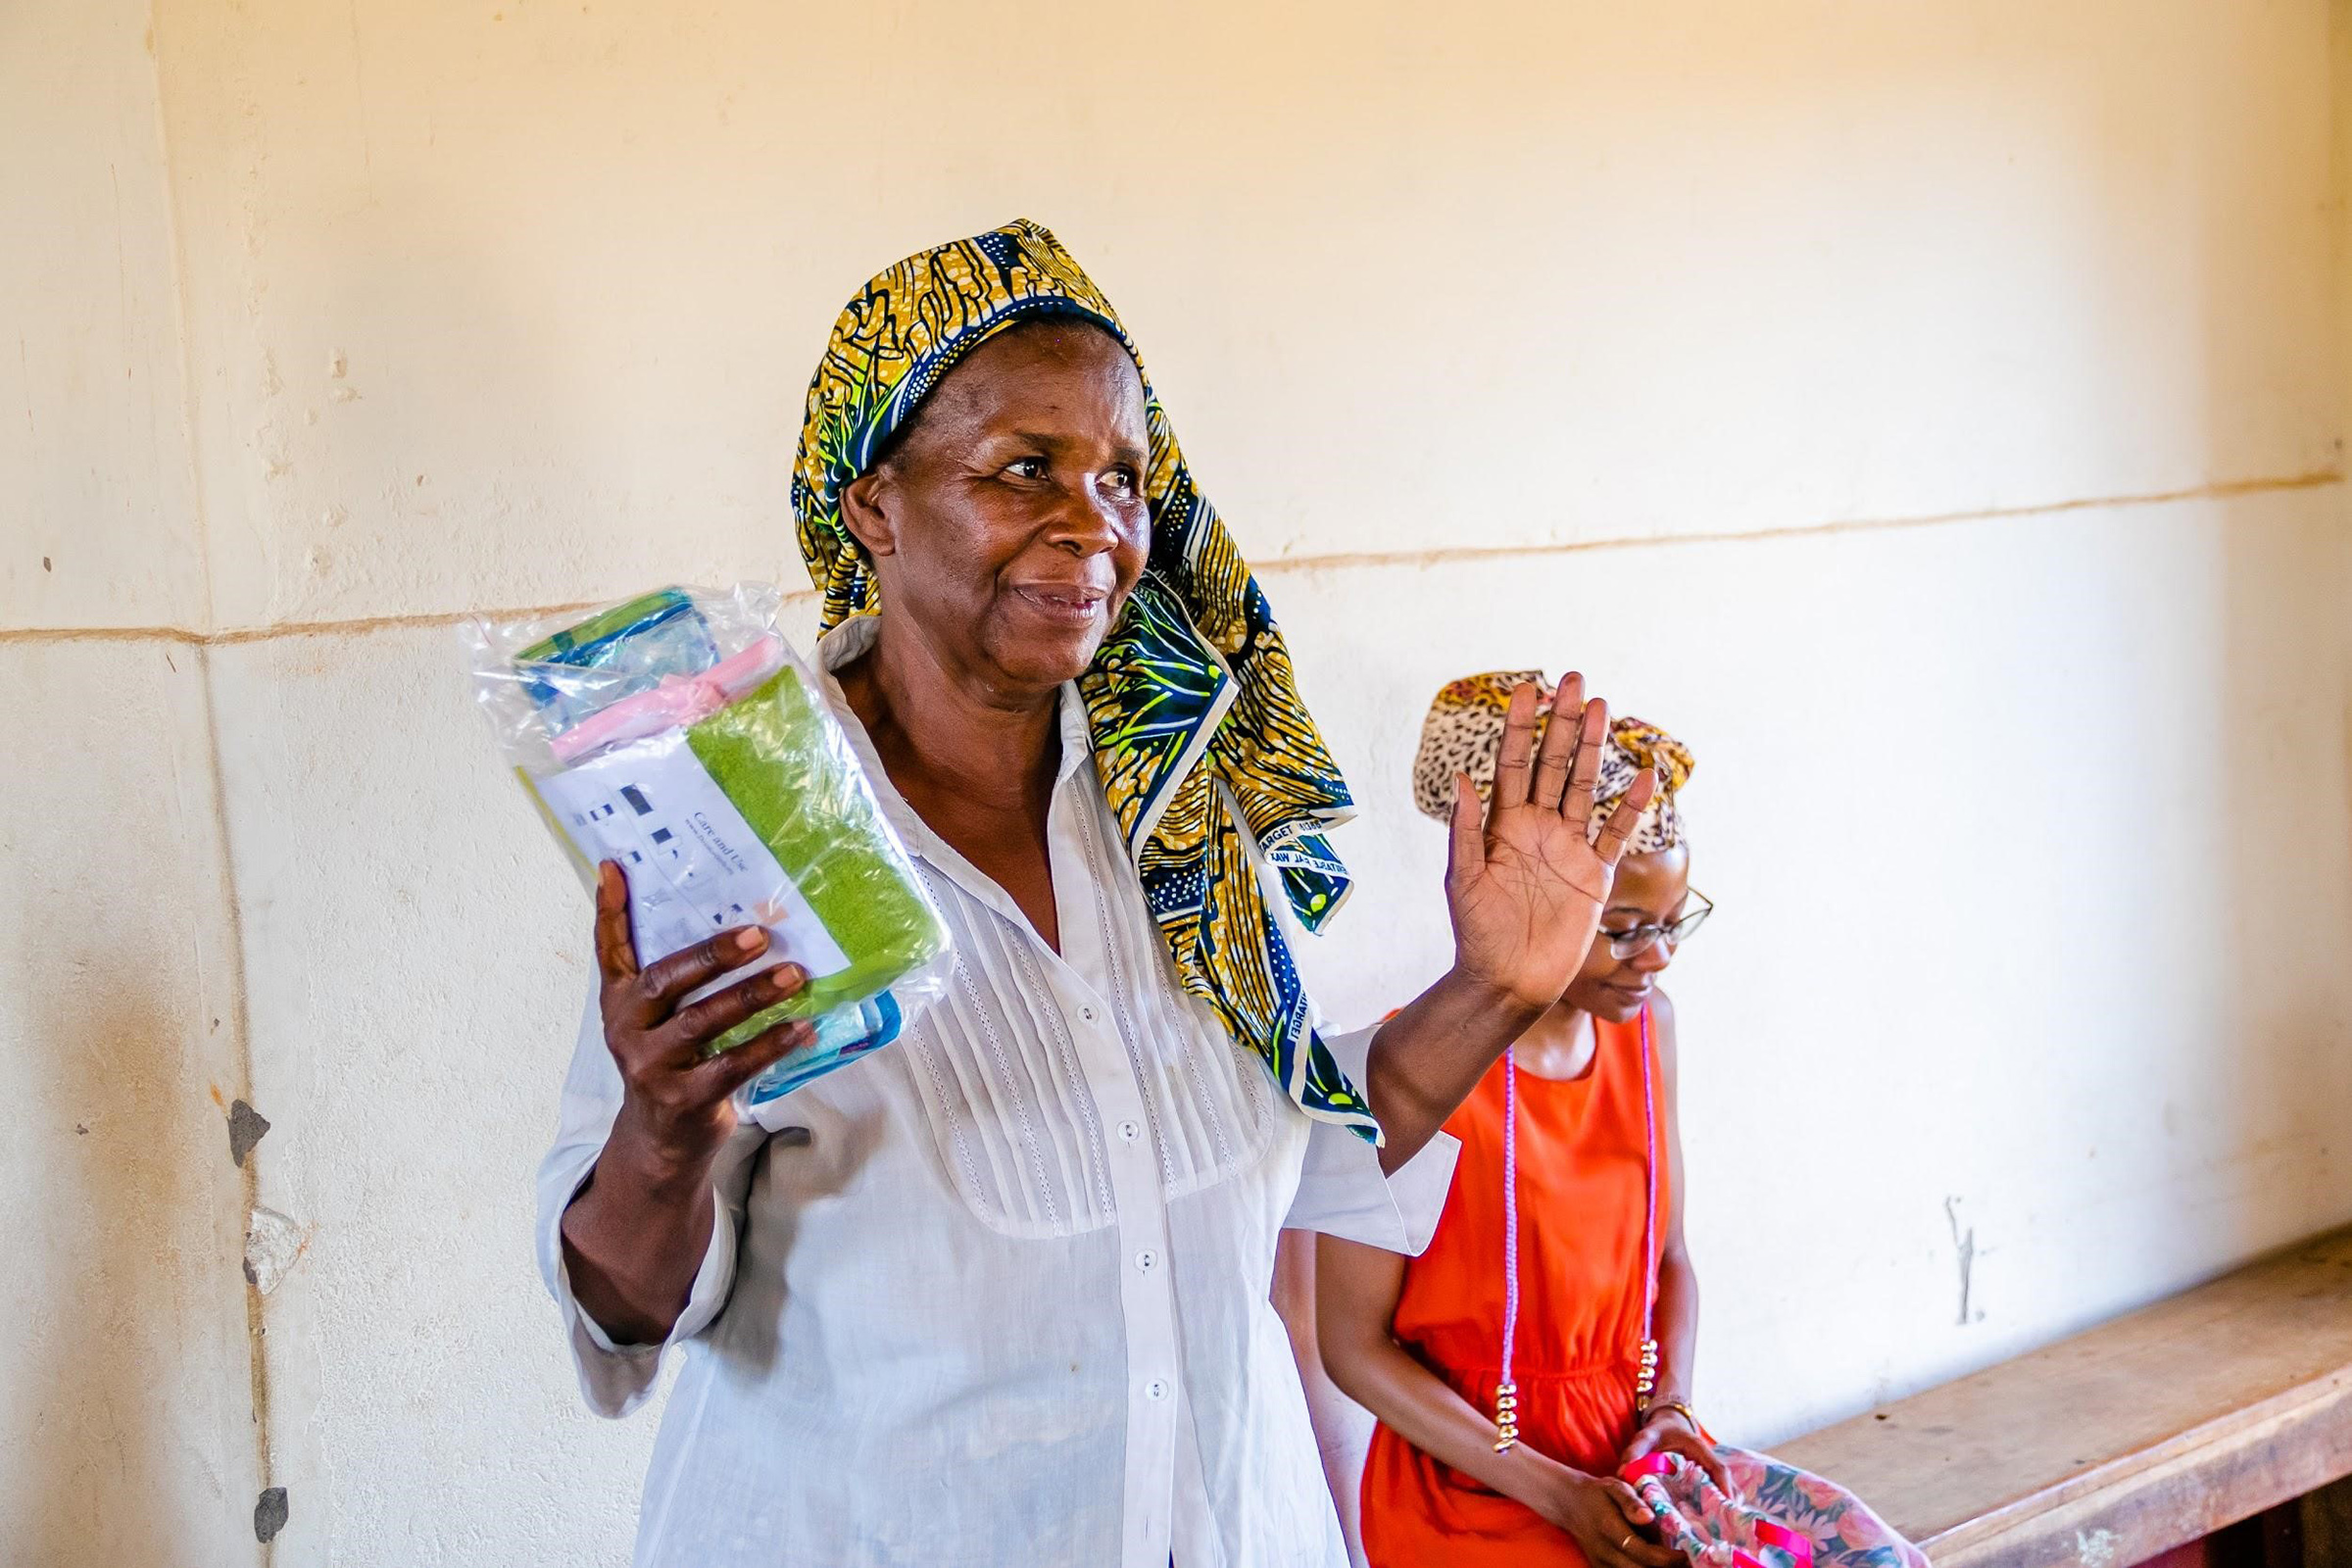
[1598,890,1713,959]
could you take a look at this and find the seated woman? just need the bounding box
[535,226,1666,1567]
[1318,672,1924,1568]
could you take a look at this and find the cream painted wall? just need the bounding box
[6,0,2350,1564]
[2,0,263,1561]
[2,0,206,628]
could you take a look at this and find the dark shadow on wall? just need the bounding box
[2207,502,2352,1265]
[2196,0,2352,1275]
[8,638,262,1568]
[17,977,259,1568]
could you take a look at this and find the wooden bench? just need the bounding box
[1774,1225,2352,1567]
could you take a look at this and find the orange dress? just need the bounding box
[1359,1013,1663,1567]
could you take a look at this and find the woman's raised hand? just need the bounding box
[593,860,815,1162]
[1445,673,1658,1012]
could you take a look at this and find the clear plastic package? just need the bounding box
[466,584,952,1106]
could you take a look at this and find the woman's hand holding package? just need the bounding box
[1619,1415,1736,1566]
[592,859,813,1161]
[559,860,816,1346]
[1623,1408,1734,1497]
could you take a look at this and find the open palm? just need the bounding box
[1445,674,1658,1011]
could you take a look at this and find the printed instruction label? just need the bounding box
[533,733,851,986]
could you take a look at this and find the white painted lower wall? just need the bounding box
[177,484,2351,1564]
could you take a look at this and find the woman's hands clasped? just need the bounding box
[1529,1466,1684,1568]
[593,859,815,1164]
[1444,673,1659,1012]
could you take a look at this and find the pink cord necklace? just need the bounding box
[1494,1006,1660,1454]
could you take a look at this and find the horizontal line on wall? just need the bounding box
[0,598,618,648]
[4,467,2339,648]
[1258,468,2346,576]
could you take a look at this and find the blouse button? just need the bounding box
[1135,1249,1158,1273]
[1116,1120,1142,1145]
[1078,1004,1099,1024]
[1144,1378,1170,1402]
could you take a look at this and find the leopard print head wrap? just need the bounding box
[1410,670,1694,852]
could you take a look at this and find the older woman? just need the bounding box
[535,221,1656,1567]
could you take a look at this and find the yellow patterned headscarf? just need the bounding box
[792,220,1375,1142]
[1411,670,1694,852]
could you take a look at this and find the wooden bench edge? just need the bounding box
[1919,1365,2352,1567]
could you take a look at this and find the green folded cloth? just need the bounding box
[685,663,948,1054]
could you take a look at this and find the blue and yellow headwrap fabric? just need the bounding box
[791,220,1377,1142]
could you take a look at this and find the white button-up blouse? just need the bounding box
[535,614,1458,1568]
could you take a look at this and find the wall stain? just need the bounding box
[227,1099,271,1168]
[1943,1196,1979,1327]
[191,641,280,1562]
[242,1206,308,1296]
[255,1487,288,1544]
